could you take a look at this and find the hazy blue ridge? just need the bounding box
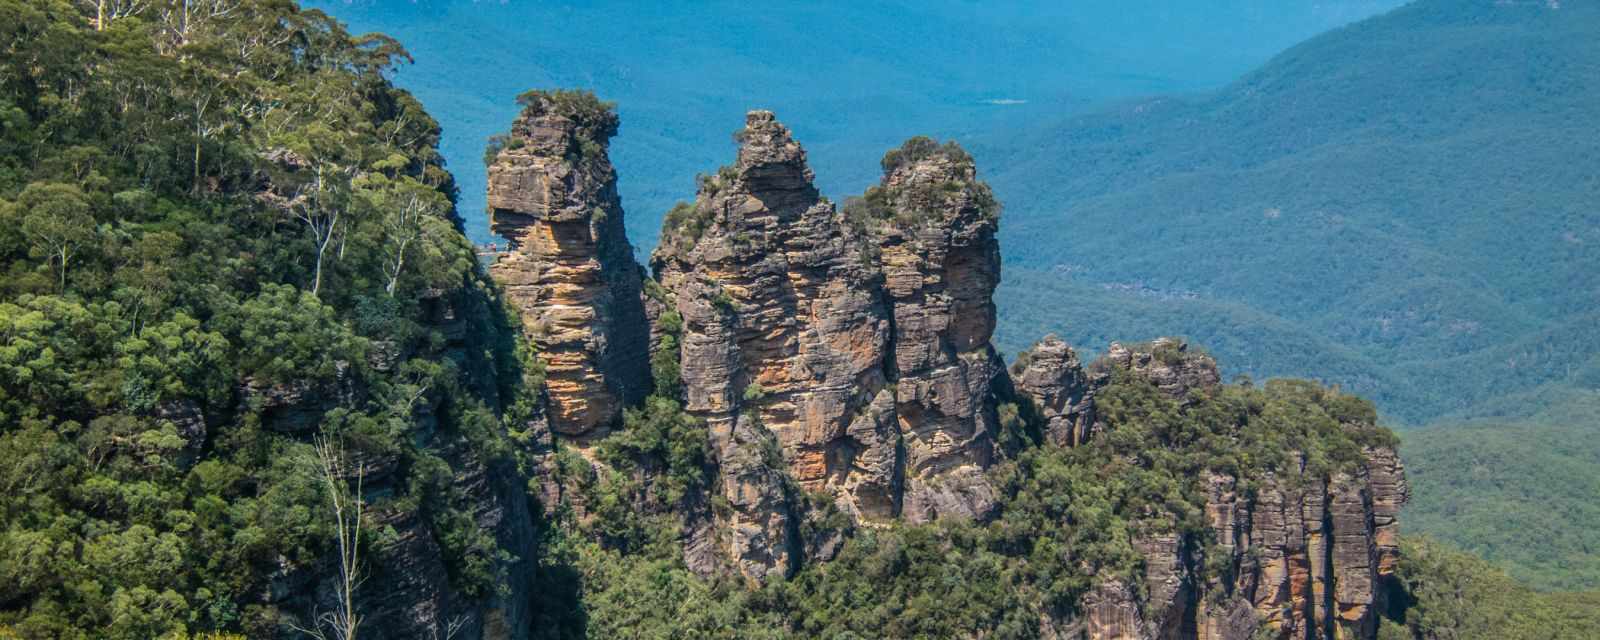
[305,0,1404,249]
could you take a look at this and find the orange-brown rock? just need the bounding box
[1012,334,1098,447]
[647,118,1022,578]
[487,92,650,438]
[1059,342,1410,640]
[870,137,1006,522]
[650,111,895,580]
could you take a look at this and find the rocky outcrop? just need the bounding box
[1057,342,1409,640]
[1099,338,1222,402]
[487,92,651,438]
[870,137,1007,523]
[476,101,1408,640]
[1012,335,1098,447]
[649,111,894,579]
[643,115,1019,578]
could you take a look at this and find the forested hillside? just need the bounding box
[1402,416,1600,592]
[986,0,1600,427]
[0,2,542,637]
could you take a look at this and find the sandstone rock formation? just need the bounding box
[870,136,1007,522]
[641,116,1017,578]
[1100,338,1223,402]
[649,111,895,579]
[487,92,651,438]
[1011,334,1097,447]
[1049,342,1410,640]
[479,101,1408,639]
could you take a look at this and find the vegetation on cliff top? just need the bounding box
[843,136,1001,232]
[527,350,1398,638]
[0,1,533,636]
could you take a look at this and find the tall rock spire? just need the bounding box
[867,136,1006,522]
[486,91,651,438]
[648,118,1016,577]
[651,111,896,580]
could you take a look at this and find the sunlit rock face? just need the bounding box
[650,111,898,580]
[487,93,650,438]
[870,138,1007,523]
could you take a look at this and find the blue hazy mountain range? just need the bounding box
[306,0,1403,250]
[307,0,1597,430]
[984,0,1600,426]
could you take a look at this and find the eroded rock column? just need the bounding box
[651,111,895,580]
[486,92,651,438]
[871,138,1006,522]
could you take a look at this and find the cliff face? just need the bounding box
[481,100,1408,638]
[1017,340,1410,640]
[872,140,1006,522]
[649,111,896,579]
[487,93,651,438]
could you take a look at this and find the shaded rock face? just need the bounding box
[873,142,1006,523]
[1011,335,1097,447]
[487,94,651,438]
[646,114,1013,579]
[261,289,541,640]
[650,111,896,580]
[1053,342,1409,640]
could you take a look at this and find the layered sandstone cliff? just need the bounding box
[648,111,897,579]
[637,115,1016,578]
[1018,341,1410,640]
[486,92,651,438]
[870,138,1007,522]
[481,99,1408,639]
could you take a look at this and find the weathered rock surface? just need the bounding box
[487,93,651,438]
[1057,342,1409,640]
[1012,334,1098,447]
[474,102,1409,640]
[650,111,894,579]
[642,114,1023,578]
[1100,338,1222,402]
[871,138,1007,523]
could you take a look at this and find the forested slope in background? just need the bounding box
[976,1,1600,593]
[985,0,1600,428]
[305,0,1404,249]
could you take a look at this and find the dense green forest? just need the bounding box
[1401,418,1600,592]
[3,0,1598,638]
[1380,537,1600,640]
[0,1,536,636]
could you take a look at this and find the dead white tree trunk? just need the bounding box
[292,436,365,640]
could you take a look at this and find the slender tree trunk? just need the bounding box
[312,226,332,296]
[312,437,364,640]
[385,251,404,296]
